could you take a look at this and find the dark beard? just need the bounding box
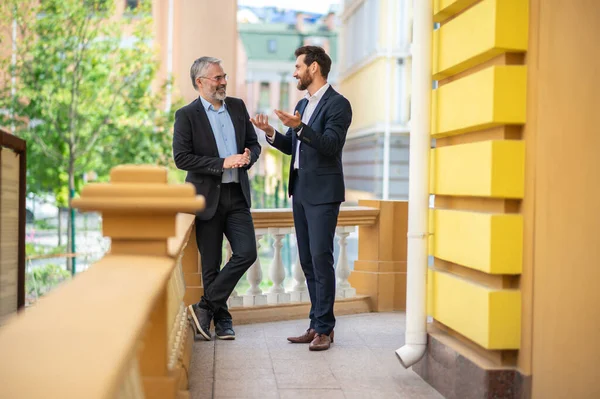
[297,74,312,91]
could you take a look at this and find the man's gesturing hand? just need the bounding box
[250,114,275,137]
[274,110,301,129]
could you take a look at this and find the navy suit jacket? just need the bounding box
[269,86,352,205]
[172,96,261,220]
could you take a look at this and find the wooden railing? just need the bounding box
[0,129,26,325]
[0,166,204,399]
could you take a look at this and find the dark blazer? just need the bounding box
[269,86,352,205]
[173,96,261,220]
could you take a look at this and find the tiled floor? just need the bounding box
[189,312,444,399]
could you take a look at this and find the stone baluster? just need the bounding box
[290,235,310,302]
[267,227,291,304]
[243,229,268,307]
[335,226,357,298]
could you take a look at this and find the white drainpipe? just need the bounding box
[381,0,394,199]
[395,0,432,368]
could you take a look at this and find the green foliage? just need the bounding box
[250,148,290,209]
[0,0,177,205]
[32,218,55,231]
[26,243,67,257]
[26,263,71,300]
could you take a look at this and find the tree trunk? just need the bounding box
[66,153,75,273]
[57,207,63,246]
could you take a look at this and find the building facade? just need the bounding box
[338,0,413,202]
[412,1,600,398]
[149,0,238,106]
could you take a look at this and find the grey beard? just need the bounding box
[215,90,226,101]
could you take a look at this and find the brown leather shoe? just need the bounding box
[308,331,334,351]
[287,328,316,343]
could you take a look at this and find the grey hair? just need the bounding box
[190,57,222,89]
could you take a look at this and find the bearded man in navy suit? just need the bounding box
[251,46,352,351]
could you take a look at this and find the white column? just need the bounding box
[290,235,310,302]
[267,227,291,304]
[335,226,357,298]
[225,237,243,308]
[243,229,268,307]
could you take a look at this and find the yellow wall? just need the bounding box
[339,58,400,131]
[428,0,527,357]
[527,0,600,397]
[429,3,600,397]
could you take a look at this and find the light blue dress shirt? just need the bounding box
[200,96,239,183]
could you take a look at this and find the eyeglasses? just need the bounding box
[200,74,228,82]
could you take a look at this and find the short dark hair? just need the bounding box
[294,46,332,79]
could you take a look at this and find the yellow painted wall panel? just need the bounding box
[430,140,525,198]
[431,66,527,137]
[489,290,522,349]
[433,0,528,79]
[433,0,480,23]
[494,66,528,123]
[340,58,400,130]
[428,269,521,349]
[430,209,523,274]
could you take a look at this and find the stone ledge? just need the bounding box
[230,295,372,325]
[413,332,531,399]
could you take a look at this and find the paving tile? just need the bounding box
[215,367,275,380]
[213,377,278,398]
[336,376,403,393]
[279,388,345,399]
[189,377,213,399]
[272,358,331,374]
[343,390,406,399]
[214,354,272,370]
[275,371,340,389]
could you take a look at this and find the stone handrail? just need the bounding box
[223,206,381,307]
[0,166,204,399]
[251,206,380,229]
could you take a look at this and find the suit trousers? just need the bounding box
[291,170,341,334]
[195,183,257,321]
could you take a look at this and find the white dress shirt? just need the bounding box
[267,83,330,170]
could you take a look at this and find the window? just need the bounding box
[126,0,140,10]
[343,0,378,70]
[258,82,270,113]
[267,39,277,53]
[279,81,289,111]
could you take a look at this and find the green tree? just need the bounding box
[0,0,177,270]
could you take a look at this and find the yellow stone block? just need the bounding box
[433,0,528,79]
[427,269,521,349]
[433,0,480,22]
[430,140,525,198]
[431,66,527,137]
[430,209,523,274]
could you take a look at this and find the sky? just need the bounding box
[237,0,341,14]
